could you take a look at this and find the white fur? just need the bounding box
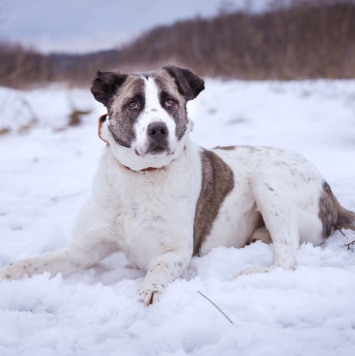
[133,77,177,156]
[0,135,202,305]
[202,146,325,275]
[0,76,330,305]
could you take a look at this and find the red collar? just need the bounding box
[98,114,161,173]
[123,165,160,172]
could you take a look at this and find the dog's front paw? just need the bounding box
[137,283,164,306]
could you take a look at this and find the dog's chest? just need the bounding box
[111,179,167,267]
[106,165,200,270]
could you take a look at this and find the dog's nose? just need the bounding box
[147,122,168,141]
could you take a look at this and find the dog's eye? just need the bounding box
[128,101,139,109]
[165,99,174,108]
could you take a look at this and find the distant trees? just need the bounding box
[0,0,354,88]
[0,43,52,87]
[0,44,123,88]
[122,0,355,79]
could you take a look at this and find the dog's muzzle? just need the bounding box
[146,122,170,155]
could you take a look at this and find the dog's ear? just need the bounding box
[163,65,205,101]
[91,71,127,107]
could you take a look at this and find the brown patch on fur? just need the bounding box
[152,69,184,99]
[163,65,205,101]
[193,150,234,255]
[319,183,339,237]
[108,75,146,147]
[319,182,355,237]
[91,71,127,108]
[151,70,190,140]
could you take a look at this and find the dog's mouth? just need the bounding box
[148,142,170,155]
[134,141,173,157]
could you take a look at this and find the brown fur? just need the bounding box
[319,182,355,237]
[193,150,234,255]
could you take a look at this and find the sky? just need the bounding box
[0,0,271,54]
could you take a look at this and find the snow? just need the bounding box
[0,79,355,356]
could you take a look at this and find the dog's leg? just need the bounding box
[0,196,120,280]
[138,250,191,306]
[247,226,272,245]
[0,241,118,280]
[237,181,299,277]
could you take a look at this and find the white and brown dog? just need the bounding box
[1,66,354,305]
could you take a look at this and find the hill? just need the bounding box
[0,0,354,88]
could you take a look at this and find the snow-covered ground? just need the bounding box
[0,79,355,356]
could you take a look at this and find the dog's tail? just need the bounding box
[322,182,355,233]
[336,204,355,231]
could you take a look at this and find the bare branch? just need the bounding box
[198,291,234,325]
[345,240,355,250]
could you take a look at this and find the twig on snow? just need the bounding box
[345,240,355,250]
[198,291,234,325]
[333,224,346,237]
[333,225,355,250]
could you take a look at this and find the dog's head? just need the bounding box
[91,66,205,171]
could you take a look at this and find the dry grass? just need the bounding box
[0,0,354,88]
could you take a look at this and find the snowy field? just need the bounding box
[0,79,355,356]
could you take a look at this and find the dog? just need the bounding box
[1,66,354,305]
